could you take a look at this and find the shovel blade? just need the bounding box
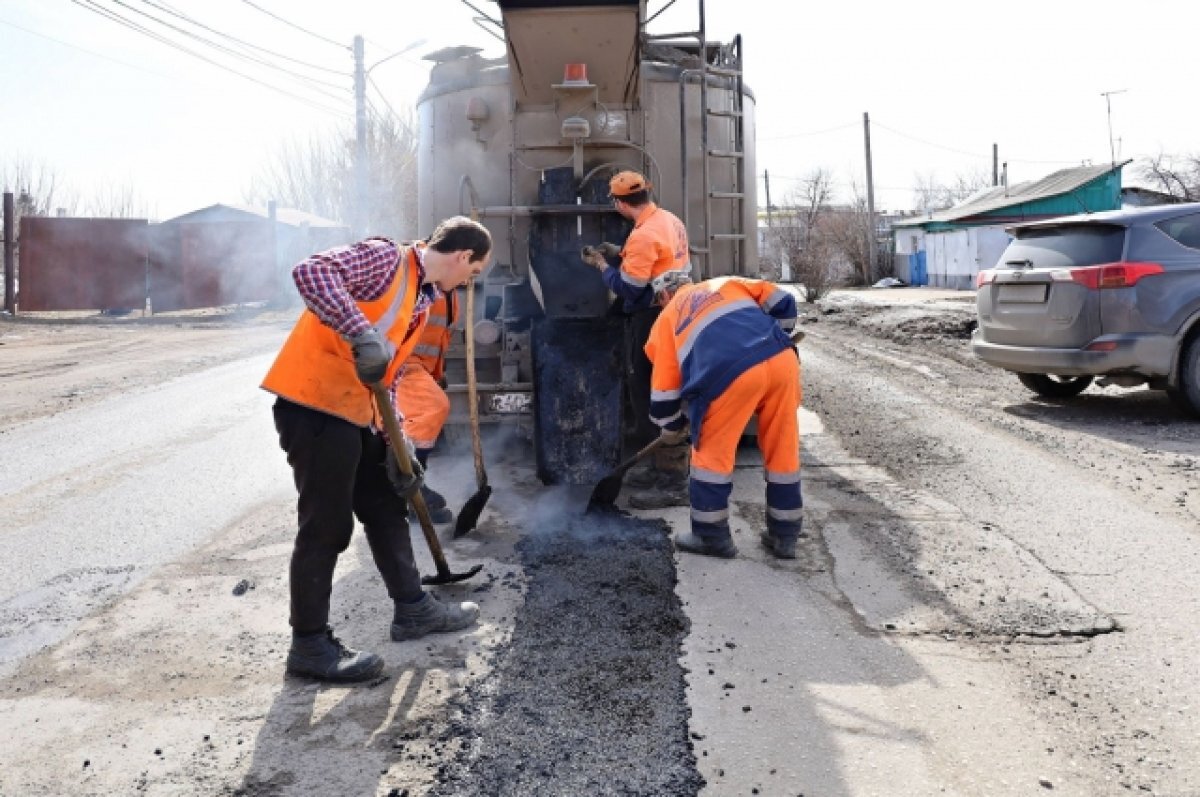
[586,472,624,512]
[453,485,493,538]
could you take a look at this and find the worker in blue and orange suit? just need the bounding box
[395,283,459,525]
[580,170,692,508]
[261,216,489,684]
[643,271,803,559]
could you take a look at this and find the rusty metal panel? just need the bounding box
[147,223,185,312]
[149,221,276,311]
[180,221,275,308]
[18,217,147,311]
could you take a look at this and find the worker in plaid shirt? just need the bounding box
[262,216,491,684]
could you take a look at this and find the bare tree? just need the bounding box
[1138,152,1200,201]
[1,158,79,220]
[911,169,992,212]
[246,107,419,240]
[85,180,156,219]
[765,169,838,301]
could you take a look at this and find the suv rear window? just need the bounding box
[1154,212,1200,249]
[1002,224,1125,269]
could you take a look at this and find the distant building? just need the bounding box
[1120,186,1183,208]
[159,204,351,265]
[892,161,1130,289]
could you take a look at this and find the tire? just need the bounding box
[1166,335,1200,418]
[1016,372,1094,399]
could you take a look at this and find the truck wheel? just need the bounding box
[1016,373,1093,399]
[1166,335,1200,418]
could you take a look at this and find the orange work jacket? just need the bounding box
[620,202,691,291]
[405,290,458,381]
[261,247,424,428]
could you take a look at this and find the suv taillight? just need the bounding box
[1051,262,1165,289]
[976,270,996,288]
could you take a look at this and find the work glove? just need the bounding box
[349,328,389,385]
[384,436,425,500]
[658,425,690,447]
[579,245,607,270]
[596,241,621,259]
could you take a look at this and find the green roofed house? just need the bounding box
[892,160,1130,289]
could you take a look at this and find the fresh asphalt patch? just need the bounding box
[429,509,704,796]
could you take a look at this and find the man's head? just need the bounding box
[424,216,493,290]
[609,170,652,219]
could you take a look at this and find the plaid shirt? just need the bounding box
[292,237,439,338]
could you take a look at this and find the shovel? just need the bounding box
[453,276,492,537]
[586,435,668,512]
[371,383,483,586]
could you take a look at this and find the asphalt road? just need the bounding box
[0,294,1197,796]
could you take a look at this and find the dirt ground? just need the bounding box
[3,288,1197,796]
[0,306,297,432]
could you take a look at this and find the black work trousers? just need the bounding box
[627,305,663,448]
[273,398,423,634]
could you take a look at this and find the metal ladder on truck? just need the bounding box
[647,0,747,278]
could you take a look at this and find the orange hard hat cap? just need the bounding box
[609,170,651,198]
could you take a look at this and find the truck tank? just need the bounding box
[417,0,757,484]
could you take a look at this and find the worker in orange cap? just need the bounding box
[643,271,803,559]
[580,170,692,508]
[395,280,459,525]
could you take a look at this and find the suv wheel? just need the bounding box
[1016,373,1094,399]
[1166,335,1200,418]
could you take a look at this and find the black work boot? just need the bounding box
[391,593,480,641]
[286,627,385,683]
[409,484,453,524]
[759,533,797,560]
[410,501,454,524]
[419,484,447,511]
[674,531,737,559]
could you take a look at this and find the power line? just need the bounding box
[872,120,988,160]
[240,0,349,51]
[872,120,1082,167]
[108,0,349,96]
[139,0,349,76]
[0,14,178,80]
[69,0,346,116]
[758,121,858,142]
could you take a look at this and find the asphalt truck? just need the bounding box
[419,0,757,483]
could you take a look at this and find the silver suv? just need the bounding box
[972,203,1200,416]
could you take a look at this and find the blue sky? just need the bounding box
[2,1,1198,219]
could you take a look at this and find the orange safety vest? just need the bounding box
[261,247,424,428]
[405,289,458,381]
[619,202,691,291]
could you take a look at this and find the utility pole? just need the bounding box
[763,170,775,279]
[1100,89,1126,168]
[3,192,14,314]
[993,143,999,187]
[764,170,774,228]
[863,112,876,283]
[353,35,368,237]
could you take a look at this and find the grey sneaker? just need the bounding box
[759,533,797,560]
[391,593,480,641]
[286,627,385,683]
[628,483,690,509]
[625,462,659,490]
[674,531,737,559]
